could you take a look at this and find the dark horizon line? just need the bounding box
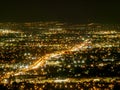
[0,18,120,24]
[0,21,120,24]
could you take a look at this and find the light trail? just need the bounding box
[25,39,90,70]
[0,39,91,81]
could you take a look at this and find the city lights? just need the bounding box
[0,22,120,89]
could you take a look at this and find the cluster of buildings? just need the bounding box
[0,22,120,89]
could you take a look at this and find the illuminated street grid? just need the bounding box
[0,22,120,89]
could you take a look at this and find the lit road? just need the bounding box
[21,39,90,70]
[0,39,91,81]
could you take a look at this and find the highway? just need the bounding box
[0,39,91,81]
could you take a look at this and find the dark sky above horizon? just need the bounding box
[0,0,120,23]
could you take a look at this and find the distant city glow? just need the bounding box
[0,22,120,90]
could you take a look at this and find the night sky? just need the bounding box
[0,0,120,23]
